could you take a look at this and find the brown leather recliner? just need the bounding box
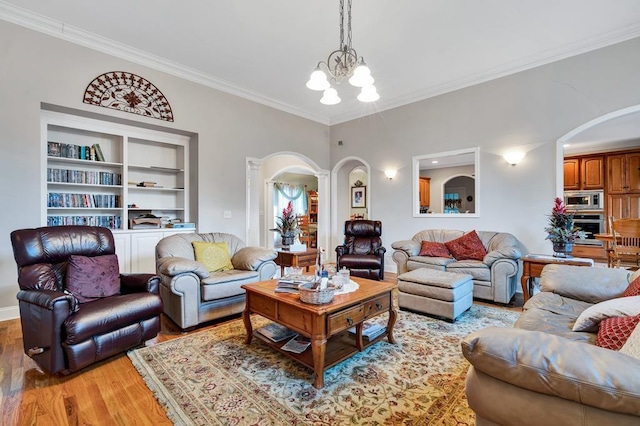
[10,226,163,375]
[336,220,386,280]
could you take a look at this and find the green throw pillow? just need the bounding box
[192,241,234,272]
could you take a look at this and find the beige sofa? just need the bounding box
[462,265,640,426]
[391,230,521,304]
[156,232,277,329]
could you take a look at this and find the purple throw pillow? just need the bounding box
[66,254,121,303]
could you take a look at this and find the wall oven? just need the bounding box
[564,190,604,211]
[573,213,605,246]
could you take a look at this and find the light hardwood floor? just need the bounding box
[0,273,523,425]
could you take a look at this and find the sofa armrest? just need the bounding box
[391,240,421,256]
[120,274,160,294]
[540,264,631,303]
[17,289,76,313]
[157,256,210,279]
[336,245,348,257]
[232,247,277,271]
[462,327,640,417]
[375,246,387,256]
[483,246,521,267]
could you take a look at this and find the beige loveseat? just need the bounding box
[462,265,640,425]
[391,230,521,304]
[156,232,277,329]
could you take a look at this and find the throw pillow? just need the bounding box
[623,275,640,297]
[595,314,640,350]
[620,322,640,360]
[192,241,234,272]
[65,254,121,303]
[572,296,640,332]
[418,241,451,258]
[445,230,487,261]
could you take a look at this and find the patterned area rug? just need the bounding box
[128,305,518,425]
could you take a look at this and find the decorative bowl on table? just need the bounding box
[298,282,336,305]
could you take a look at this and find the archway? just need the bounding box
[246,152,330,252]
[330,156,372,261]
[555,104,640,196]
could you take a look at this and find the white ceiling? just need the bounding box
[2,0,640,125]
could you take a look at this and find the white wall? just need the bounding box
[0,21,329,317]
[330,37,640,272]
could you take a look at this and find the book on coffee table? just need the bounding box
[257,323,297,342]
[281,335,311,354]
[348,322,386,340]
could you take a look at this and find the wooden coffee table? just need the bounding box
[241,278,398,389]
[274,248,318,276]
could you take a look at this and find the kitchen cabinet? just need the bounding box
[563,156,603,190]
[419,177,430,207]
[608,194,640,220]
[607,152,640,194]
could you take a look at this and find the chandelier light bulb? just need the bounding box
[306,68,330,91]
[348,63,374,87]
[357,84,379,102]
[320,87,341,105]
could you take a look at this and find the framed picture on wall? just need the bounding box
[351,186,366,208]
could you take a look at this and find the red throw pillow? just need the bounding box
[66,254,121,303]
[445,230,487,261]
[623,276,640,297]
[595,315,640,350]
[418,241,451,258]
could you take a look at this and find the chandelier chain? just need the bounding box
[347,0,352,48]
[339,0,344,47]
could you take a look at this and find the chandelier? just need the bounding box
[306,0,379,105]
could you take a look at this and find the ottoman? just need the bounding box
[397,268,473,321]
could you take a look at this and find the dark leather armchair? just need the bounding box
[10,226,163,375]
[335,220,386,280]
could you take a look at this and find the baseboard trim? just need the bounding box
[0,305,20,322]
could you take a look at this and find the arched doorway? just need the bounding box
[246,152,330,252]
[330,157,371,260]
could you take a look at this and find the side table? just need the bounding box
[275,248,318,276]
[520,254,594,304]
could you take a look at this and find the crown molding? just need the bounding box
[0,1,331,125]
[329,23,640,125]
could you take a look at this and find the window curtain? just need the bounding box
[273,183,307,244]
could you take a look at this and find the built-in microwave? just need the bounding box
[564,190,604,211]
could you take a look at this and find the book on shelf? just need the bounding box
[137,181,158,187]
[92,143,105,162]
[165,222,196,229]
[257,323,297,342]
[281,335,311,354]
[348,322,386,340]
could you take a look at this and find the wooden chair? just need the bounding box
[296,215,314,247]
[611,217,640,268]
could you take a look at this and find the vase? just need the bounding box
[281,233,295,250]
[552,241,573,258]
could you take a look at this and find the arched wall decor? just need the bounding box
[83,71,174,122]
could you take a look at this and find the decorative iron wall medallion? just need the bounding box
[83,71,174,122]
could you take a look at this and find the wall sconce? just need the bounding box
[384,169,397,180]
[503,151,526,166]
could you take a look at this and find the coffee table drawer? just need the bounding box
[364,295,390,319]
[327,304,364,335]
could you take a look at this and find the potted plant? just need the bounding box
[544,197,587,257]
[271,201,298,250]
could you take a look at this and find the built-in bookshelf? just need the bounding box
[42,110,190,231]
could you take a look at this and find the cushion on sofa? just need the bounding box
[66,254,121,303]
[445,230,487,261]
[540,264,631,304]
[445,260,491,281]
[623,276,640,297]
[596,315,640,350]
[620,323,640,359]
[572,296,640,332]
[418,241,451,257]
[192,241,234,272]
